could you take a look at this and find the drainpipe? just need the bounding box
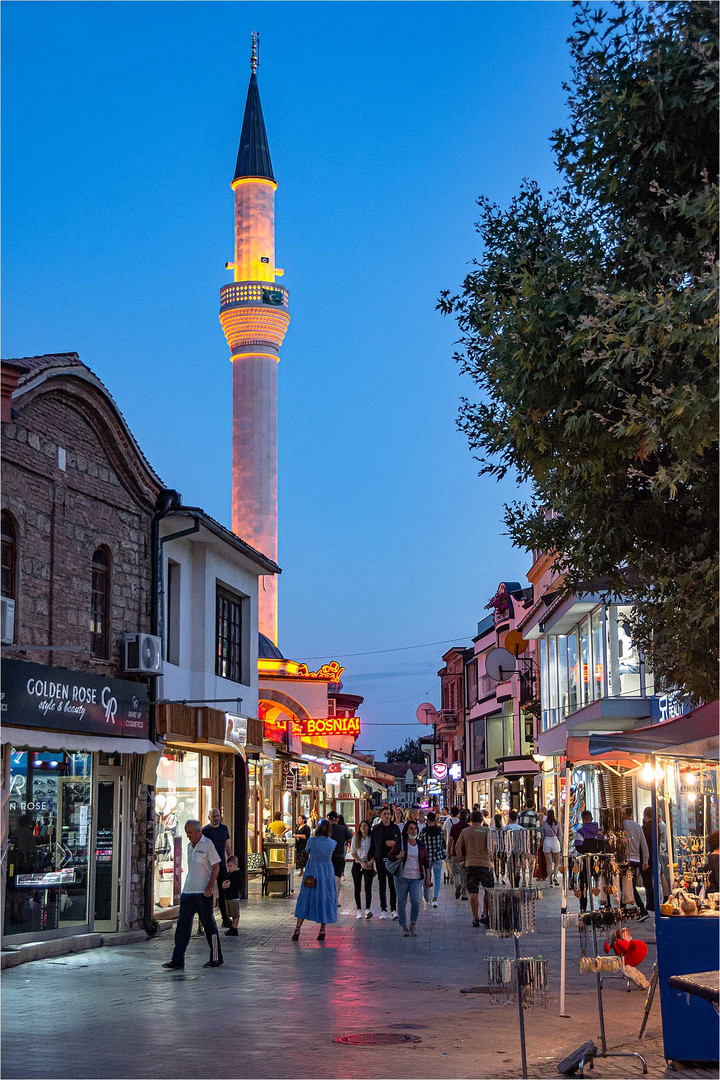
[143,488,183,936]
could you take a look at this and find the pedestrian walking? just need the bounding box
[292,818,338,942]
[622,805,650,921]
[448,809,470,899]
[417,808,427,833]
[443,805,460,844]
[456,810,494,928]
[517,799,541,830]
[201,807,232,929]
[393,806,405,831]
[387,822,431,937]
[574,810,604,911]
[405,807,419,828]
[351,819,375,919]
[541,809,562,885]
[422,811,446,907]
[328,811,352,905]
[163,820,223,969]
[371,805,401,919]
[293,814,311,871]
[221,855,243,936]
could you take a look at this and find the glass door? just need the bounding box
[94,772,122,933]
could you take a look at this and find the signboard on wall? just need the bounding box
[1,658,149,739]
[432,762,448,780]
[302,717,361,738]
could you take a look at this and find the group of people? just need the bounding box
[162,797,670,966]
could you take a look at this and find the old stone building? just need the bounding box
[1,353,163,945]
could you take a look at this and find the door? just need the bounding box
[94,773,122,933]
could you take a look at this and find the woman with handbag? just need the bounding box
[351,820,376,919]
[386,822,431,937]
[292,819,338,942]
[541,808,562,885]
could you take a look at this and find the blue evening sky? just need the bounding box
[2,1,575,757]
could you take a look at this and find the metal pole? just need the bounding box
[515,933,528,1079]
[560,763,572,1016]
[585,855,608,1054]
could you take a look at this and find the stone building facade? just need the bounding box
[2,353,163,942]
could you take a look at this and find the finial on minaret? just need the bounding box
[250,32,259,74]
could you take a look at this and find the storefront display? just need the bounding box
[5,749,92,938]
[154,750,204,910]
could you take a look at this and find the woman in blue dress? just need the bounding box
[292,819,338,942]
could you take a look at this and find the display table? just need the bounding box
[668,971,719,1009]
[263,839,295,897]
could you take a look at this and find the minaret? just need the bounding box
[220,34,289,645]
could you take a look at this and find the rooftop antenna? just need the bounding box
[250,31,259,74]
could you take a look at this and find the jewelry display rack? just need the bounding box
[573,852,647,1077]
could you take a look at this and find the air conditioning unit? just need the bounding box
[123,632,162,674]
[1,597,15,644]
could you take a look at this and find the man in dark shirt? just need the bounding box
[448,809,471,899]
[371,805,401,919]
[202,808,232,929]
[328,811,352,906]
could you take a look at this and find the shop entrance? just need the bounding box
[94,771,123,933]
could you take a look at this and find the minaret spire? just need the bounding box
[219,41,289,645]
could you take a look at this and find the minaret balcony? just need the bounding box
[220,281,289,311]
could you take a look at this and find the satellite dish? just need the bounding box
[485,647,517,682]
[416,702,437,726]
[505,630,529,656]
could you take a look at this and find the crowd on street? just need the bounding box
[159,796,690,968]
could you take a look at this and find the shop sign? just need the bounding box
[432,762,448,780]
[302,717,361,738]
[286,721,303,755]
[449,762,463,780]
[225,713,248,747]
[653,692,693,723]
[16,868,76,888]
[427,780,441,793]
[1,658,149,739]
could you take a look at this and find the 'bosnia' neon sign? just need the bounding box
[303,717,361,738]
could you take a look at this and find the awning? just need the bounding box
[566,736,644,770]
[1,726,161,756]
[587,701,719,762]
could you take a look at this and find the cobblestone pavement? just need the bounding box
[2,875,716,1080]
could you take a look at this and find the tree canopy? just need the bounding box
[384,738,425,764]
[439,1,718,701]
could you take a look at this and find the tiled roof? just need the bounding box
[375,761,425,778]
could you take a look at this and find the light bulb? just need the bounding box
[640,763,654,783]
[687,791,697,804]
[685,773,697,786]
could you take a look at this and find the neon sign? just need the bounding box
[303,717,361,738]
[296,661,345,681]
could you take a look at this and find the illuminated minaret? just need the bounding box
[220,34,289,645]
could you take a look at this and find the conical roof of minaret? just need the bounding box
[233,72,275,183]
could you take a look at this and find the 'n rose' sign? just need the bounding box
[1,659,150,739]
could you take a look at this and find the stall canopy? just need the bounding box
[587,701,719,762]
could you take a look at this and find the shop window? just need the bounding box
[606,605,642,700]
[216,588,242,682]
[90,548,110,659]
[539,638,549,730]
[1,511,17,600]
[579,619,591,707]
[567,632,578,713]
[166,559,181,665]
[154,751,201,910]
[466,659,478,707]
[5,749,92,938]
[558,636,568,721]
[485,712,505,768]
[591,608,604,700]
[470,718,486,772]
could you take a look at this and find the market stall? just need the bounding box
[588,702,719,1065]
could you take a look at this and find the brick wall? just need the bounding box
[2,362,162,931]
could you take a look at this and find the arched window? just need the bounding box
[1,512,17,600]
[91,548,110,658]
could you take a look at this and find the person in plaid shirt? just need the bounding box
[422,812,447,907]
[517,799,541,829]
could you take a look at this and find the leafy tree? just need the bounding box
[439,2,718,701]
[385,738,424,764]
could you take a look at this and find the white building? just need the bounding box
[152,505,280,916]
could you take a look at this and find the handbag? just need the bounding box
[303,845,318,888]
[533,847,546,880]
[384,838,405,878]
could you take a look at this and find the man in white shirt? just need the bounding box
[163,820,224,969]
[623,805,650,922]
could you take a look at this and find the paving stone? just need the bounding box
[1,880,714,1079]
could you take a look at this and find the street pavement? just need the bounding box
[2,874,716,1080]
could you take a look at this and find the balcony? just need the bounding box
[220,281,289,311]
